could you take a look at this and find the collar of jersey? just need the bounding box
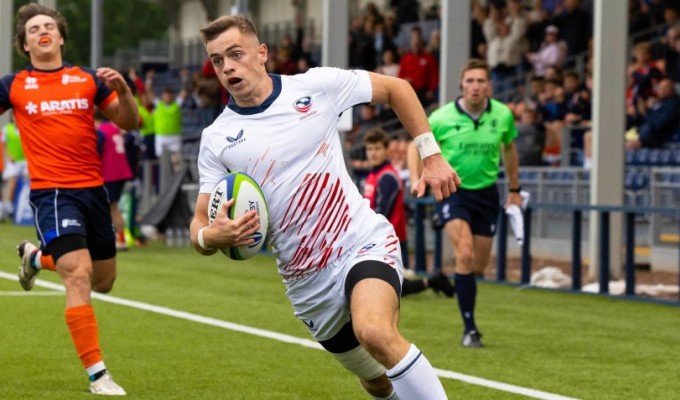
[26,63,70,73]
[454,96,492,122]
[227,74,281,115]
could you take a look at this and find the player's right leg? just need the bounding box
[347,261,447,399]
[29,187,125,395]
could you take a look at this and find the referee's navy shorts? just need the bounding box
[435,184,500,237]
[29,186,116,260]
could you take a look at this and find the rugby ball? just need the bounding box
[208,172,269,260]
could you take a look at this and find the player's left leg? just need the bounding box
[348,261,447,399]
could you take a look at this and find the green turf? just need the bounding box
[1,223,679,399]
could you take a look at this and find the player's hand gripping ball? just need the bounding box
[208,173,269,260]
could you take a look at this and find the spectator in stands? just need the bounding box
[625,78,680,150]
[398,26,439,108]
[662,23,680,93]
[376,48,400,77]
[471,1,489,60]
[543,64,564,82]
[349,15,378,71]
[152,88,183,160]
[628,41,664,106]
[525,25,568,77]
[526,0,551,53]
[484,0,527,101]
[127,66,145,95]
[374,20,398,69]
[390,0,420,29]
[553,0,591,58]
[515,107,547,166]
[408,59,522,348]
[95,112,133,250]
[538,77,567,165]
[583,78,680,169]
[563,70,592,126]
[426,29,441,65]
[363,128,454,297]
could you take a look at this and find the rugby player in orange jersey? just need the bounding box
[0,3,138,396]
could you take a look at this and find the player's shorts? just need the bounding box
[155,134,181,157]
[2,160,28,180]
[435,184,500,237]
[104,179,128,203]
[284,220,404,345]
[29,186,116,260]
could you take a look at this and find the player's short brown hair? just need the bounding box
[200,15,259,45]
[15,3,68,59]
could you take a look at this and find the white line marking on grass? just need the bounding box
[0,271,578,400]
[0,290,64,296]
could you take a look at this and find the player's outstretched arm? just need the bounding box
[190,194,261,255]
[97,67,140,131]
[368,72,460,201]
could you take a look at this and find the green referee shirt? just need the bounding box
[428,98,518,190]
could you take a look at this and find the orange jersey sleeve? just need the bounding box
[0,65,118,189]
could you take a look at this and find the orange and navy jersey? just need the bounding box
[0,64,117,189]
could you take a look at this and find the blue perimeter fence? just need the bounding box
[407,197,680,305]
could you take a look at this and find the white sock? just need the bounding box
[34,251,42,269]
[583,157,592,170]
[86,361,106,379]
[386,344,447,399]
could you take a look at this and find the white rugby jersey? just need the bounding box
[198,67,393,279]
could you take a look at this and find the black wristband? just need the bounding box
[509,186,522,193]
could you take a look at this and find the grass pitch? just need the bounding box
[1,223,678,399]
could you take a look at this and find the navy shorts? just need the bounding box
[435,184,500,237]
[29,186,116,260]
[104,180,127,203]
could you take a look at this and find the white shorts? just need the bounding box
[2,160,28,180]
[155,135,181,156]
[284,221,404,342]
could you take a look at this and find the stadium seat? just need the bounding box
[648,148,661,165]
[625,150,635,165]
[671,149,680,166]
[633,148,650,165]
[658,149,672,166]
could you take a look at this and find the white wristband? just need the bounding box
[414,132,441,159]
[197,227,214,250]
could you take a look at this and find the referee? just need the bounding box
[408,58,522,348]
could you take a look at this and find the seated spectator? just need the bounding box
[537,78,567,165]
[662,23,680,94]
[563,70,592,126]
[515,108,546,166]
[525,25,568,77]
[375,48,400,77]
[628,41,664,106]
[625,78,680,150]
[583,79,680,169]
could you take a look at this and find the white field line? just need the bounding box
[0,290,64,296]
[0,271,578,400]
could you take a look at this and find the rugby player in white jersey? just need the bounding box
[190,15,459,400]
